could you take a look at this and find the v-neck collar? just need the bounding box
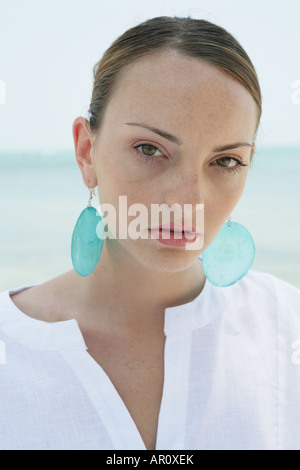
[0,256,227,450]
[1,275,219,348]
[0,255,221,350]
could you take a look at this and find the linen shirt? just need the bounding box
[1,268,300,450]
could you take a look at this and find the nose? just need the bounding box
[164,170,205,210]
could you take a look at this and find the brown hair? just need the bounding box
[88,16,262,142]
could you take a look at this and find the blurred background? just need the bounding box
[0,0,299,291]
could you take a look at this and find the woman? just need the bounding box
[1,15,300,451]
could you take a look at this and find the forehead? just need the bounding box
[104,50,258,140]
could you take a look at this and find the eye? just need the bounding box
[132,143,249,175]
[212,156,248,175]
[133,143,165,164]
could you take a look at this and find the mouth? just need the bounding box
[149,223,200,235]
[148,227,199,241]
[160,228,187,234]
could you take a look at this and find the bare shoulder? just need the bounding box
[10,270,77,323]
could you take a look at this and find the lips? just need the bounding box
[151,223,199,234]
[148,226,198,245]
[148,223,200,242]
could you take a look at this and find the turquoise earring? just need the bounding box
[71,187,105,277]
[202,215,255,287]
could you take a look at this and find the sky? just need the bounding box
[0,0,300,151]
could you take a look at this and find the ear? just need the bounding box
[72,117,97,188]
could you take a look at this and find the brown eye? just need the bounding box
[212,156,248,175]
[139,144,158,156]
[137,144,163,157]
[217,157,238,167]
[133,143,165,164]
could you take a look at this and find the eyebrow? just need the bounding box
[125,122,182,145]
[125,122,253,152]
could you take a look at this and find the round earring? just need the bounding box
[71,187,105,277]
[202,215,255,287]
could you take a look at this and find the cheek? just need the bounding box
[97,162,152,226]
[205,174,248,226]
[228,171,249,203]
[212,169,248,200]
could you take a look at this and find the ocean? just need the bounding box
[0,145,299,291]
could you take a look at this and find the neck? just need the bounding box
[70,239,206,333]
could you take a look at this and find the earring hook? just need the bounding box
[87,187,96,210]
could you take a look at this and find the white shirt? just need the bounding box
[1,269,300,450]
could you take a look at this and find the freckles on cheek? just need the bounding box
[210,179,243,213]
[218,171,247,193]
[106,173,142,204]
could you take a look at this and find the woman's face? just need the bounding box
[75,50,258,273]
